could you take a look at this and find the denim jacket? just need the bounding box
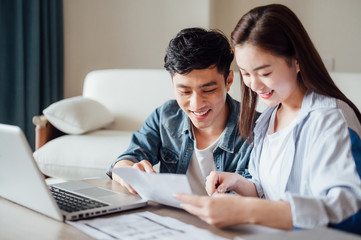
[107,94,255,177]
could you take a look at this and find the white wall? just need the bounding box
[63,0,210,98]
[211,0,361,73]
[63,0,361,98]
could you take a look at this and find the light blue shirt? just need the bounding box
[249,91,361,233]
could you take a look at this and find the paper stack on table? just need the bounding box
[67,211,228,240]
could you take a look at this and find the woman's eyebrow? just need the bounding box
[240,64,271,72]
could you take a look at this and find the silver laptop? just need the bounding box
[0,123,147,221]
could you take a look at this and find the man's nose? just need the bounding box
[190,92,205,109]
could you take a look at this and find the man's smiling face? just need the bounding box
[172,67,233,133]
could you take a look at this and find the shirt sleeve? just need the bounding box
[106,107,162,178]
[282,109,361,228]
[248,146,265,198]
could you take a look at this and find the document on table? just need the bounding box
[112,168,193,208]
[67,211,228,240]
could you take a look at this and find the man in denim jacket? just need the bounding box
[107,28,257,195]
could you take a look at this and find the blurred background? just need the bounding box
[1,0,360,149]
[63,0,361,97]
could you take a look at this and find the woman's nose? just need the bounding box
[250,76,264,92]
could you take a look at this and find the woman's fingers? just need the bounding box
[174,193,228,227]
[174,194,209,219]
[174,193,205,207]
[205,171,220,196]
[175,193,245,228]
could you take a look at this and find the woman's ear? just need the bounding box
[295,58,300,73]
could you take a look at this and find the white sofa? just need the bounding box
[33,69,361,180]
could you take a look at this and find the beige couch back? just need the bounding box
[83,69,361,131]
[83,69,174,131]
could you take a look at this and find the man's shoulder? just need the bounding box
[154,99,187,122]
[152,100,188,133]
[157,99,181,114]
[227,94,240,107]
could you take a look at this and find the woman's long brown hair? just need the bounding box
[231,4,361,140]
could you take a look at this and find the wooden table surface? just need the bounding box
[0,178,283,240]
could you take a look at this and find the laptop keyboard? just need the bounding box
[49,186,109,213]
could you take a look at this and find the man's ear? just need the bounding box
[226,70,234,92]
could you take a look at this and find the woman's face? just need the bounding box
[235,44,301,108]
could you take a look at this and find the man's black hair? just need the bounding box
[164,27,234,80]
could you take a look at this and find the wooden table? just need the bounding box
[0,178,282,240]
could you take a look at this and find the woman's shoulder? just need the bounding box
[302,91,337,111]
[302,91,347,119]
[336,99,361,135]
[301,92,361,136]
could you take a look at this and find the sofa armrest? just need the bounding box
[32,115,66,150]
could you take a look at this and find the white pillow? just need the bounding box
[43,96,114,134]
[33,130,134,180]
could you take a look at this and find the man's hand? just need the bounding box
[112,159,156,194]
[132,160,157,173]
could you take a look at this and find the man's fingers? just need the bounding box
[140,160,156,173]
[125,183,138,195]
[133,160,156,173]
[120,178,138,194]
[133,162,145,171]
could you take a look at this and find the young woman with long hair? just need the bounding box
[175,4,361,234]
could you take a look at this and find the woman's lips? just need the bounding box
[258,90,274,99]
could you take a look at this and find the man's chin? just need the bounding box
[190,120,211,130]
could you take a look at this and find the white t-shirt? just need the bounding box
[186,134,221,195]
[259,108,298,201]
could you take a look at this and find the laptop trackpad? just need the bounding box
[75,187,117,198]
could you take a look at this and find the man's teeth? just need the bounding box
[193,110,209,116]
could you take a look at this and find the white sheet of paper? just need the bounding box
[112,168,192,208]
[67,211,228,240]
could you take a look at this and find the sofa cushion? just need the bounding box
[33,130,133,180]
[43,96,114,134]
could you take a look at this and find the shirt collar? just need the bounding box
[254,90,337,137]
